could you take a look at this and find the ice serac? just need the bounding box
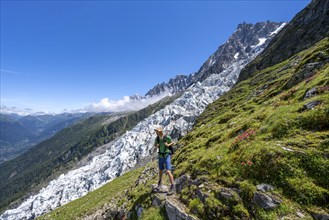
[0,21,285,220]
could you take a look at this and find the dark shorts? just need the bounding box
[158,154,172,171]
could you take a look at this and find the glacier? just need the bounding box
[0,24,285,220]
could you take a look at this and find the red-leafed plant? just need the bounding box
[231,128,257,149]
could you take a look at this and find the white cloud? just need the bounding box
[0,93,172,116]
[84,93,171,113]
[0,69,24,76]
[0,105,35,116]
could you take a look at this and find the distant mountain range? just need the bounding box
[0,113,94,163]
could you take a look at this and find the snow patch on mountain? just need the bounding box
[234,52,240,59]
[252,37,267,48]
[270,22,287,36]
[194,21,285,83]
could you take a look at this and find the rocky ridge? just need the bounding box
[145,74,196,97]
[238,0,329,82]
[194,21,286,83]
[145,21,285,97]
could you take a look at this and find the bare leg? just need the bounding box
[159,170,163,183]
[166,170,174,185]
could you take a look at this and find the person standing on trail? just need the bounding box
[154,127,175,195]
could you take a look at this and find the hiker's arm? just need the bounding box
[165,142,174,147]
[154,139,159,148]
[164,136,174,147]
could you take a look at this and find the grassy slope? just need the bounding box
[38,162,164,220]
[37,166,143,220]
[172,37,329,219]
[39,38,328,220]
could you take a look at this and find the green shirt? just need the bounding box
[155,135,172,158]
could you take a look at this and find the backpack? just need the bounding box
[156,135,175,155]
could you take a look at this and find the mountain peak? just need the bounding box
[145,21,285,98]
[238,0,329,82]
[145,73,195,97]
[195,21,285,82]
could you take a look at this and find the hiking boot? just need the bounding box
[167,184,175,195]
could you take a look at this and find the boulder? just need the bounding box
[219,188,236,201]
[312,212,329,220]
[217,187,242,205]
[304,87,318,100]
[284,62,323,89]
[175,174,191,193]
[195,189,209,203]
[303,100,322,110]
[190,179,203,186]
[137,206,143,219]
[252,192,282,210]
[152,193,166,208]
[256,184,274,192]
[165,197,198,220]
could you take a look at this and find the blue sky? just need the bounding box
[1,0,310,114]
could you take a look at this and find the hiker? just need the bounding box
[154,127,175,195]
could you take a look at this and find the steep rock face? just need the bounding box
[0,22,285,220]
[194,21,285,83]
[238,0,329,82]
[145,21,285,97]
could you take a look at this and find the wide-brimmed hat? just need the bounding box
[154,127,163,133]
